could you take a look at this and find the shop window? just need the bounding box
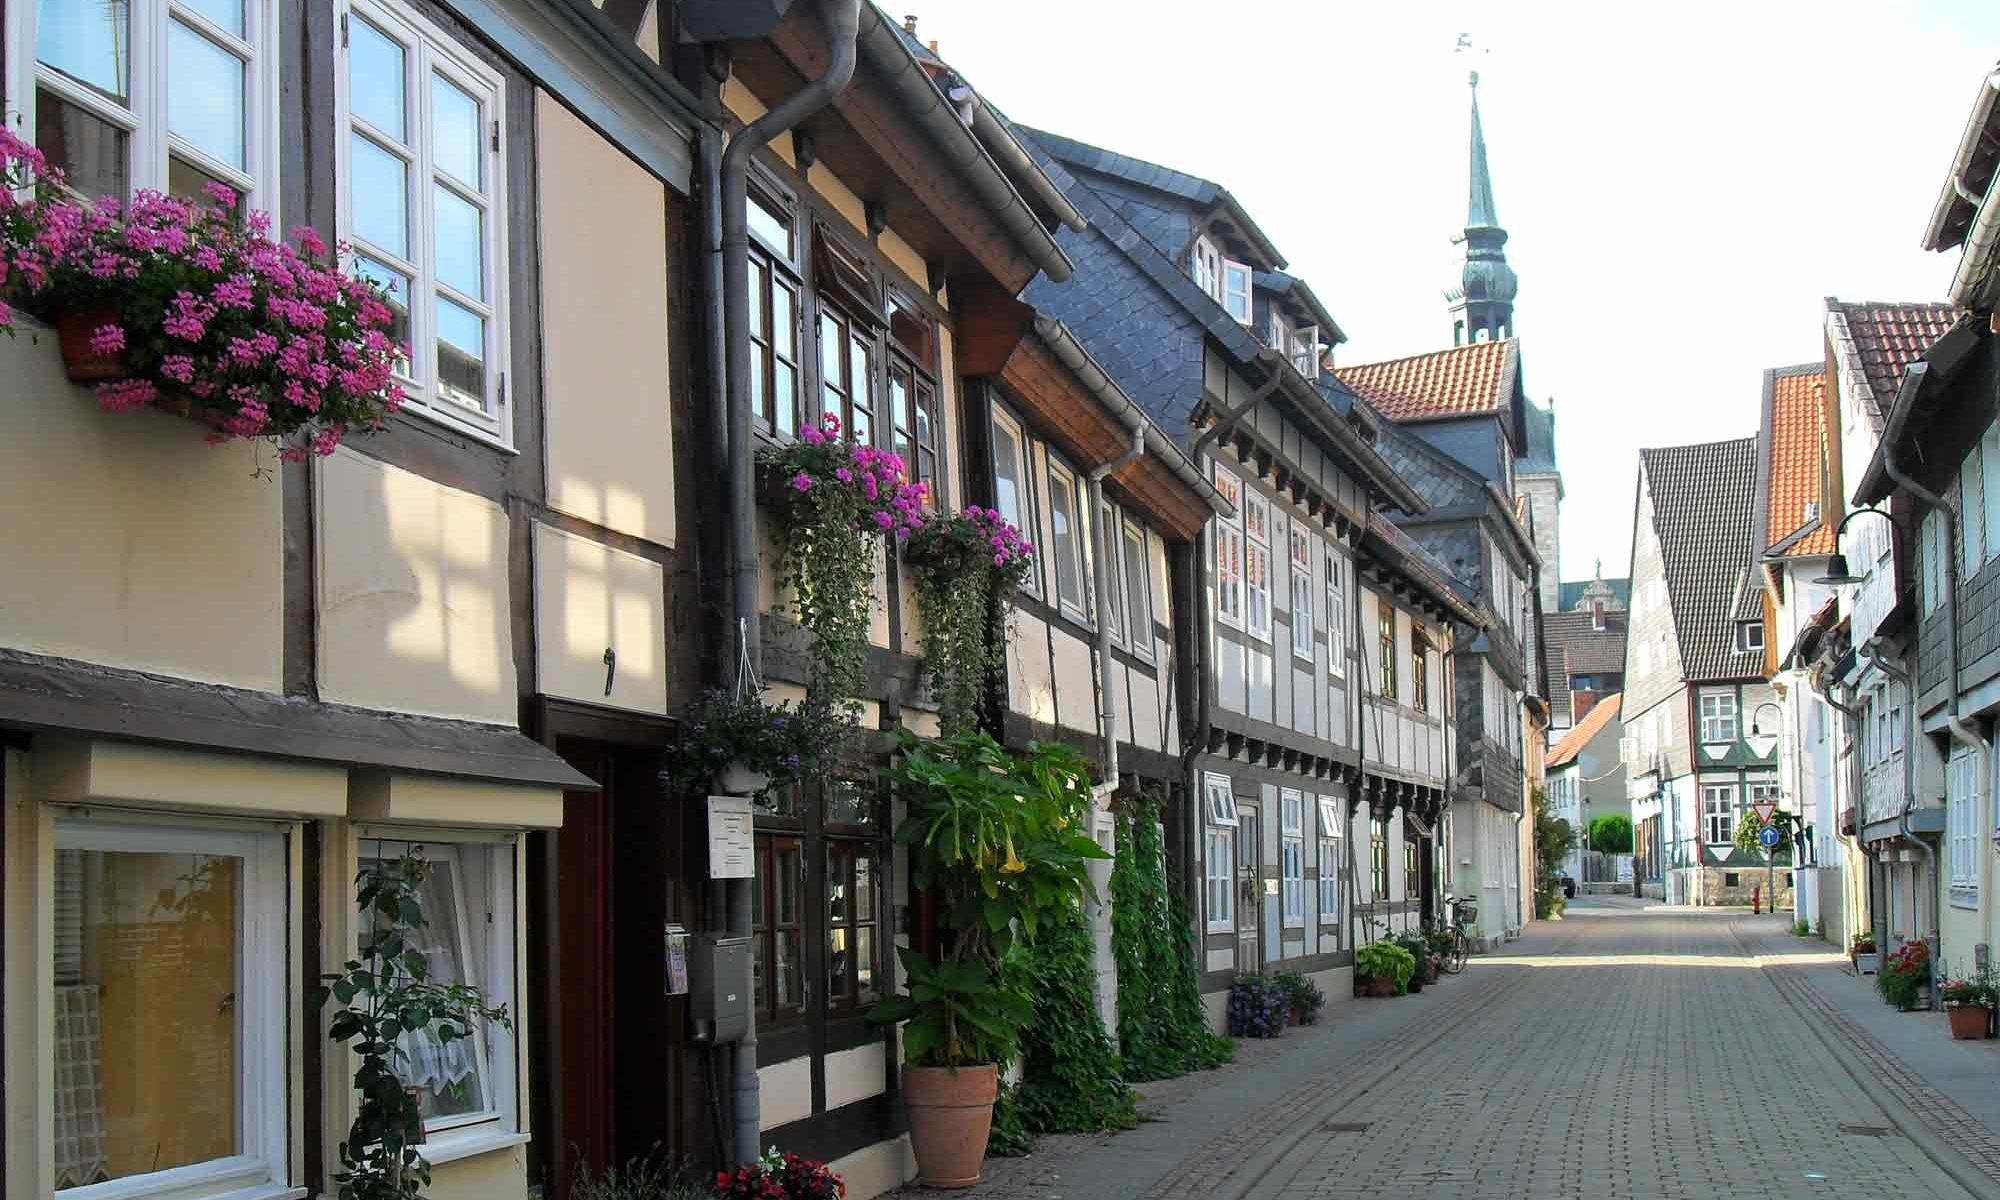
[340,0,509,440]
[360,835,518,1139]
[52,817,288,1197]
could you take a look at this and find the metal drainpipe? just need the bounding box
[1812,676,1870,942]
[718,0,862,1164]
[1881,414,1983,989]
[1089,429,1145,786]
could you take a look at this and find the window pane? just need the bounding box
[1124,530,1150,647]
[435,295,487,410]
[351,254,412,375]
[433,185,484,300]
[432,73,483,189]
[348,18,406,140]
[855,853,874,921]
[848,336,872,444]
[54,848,241,1187]
[772,281,796,358]
[36,0,130,101]
[181,0,244,36]
[775,930,801,1009]
[351,133,409,257]
[168,19,245,169]
[35,86,128,200]
[1050,474,1081,607]
[825,780,874,827]
[993,422,1025,528]
[774,362,797,437]
[828,926,850,1000]
[827,848,849,923]
[856,925,876,1002]
[748,193,791,256]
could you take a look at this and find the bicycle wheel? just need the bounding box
[1444,931,1468,974]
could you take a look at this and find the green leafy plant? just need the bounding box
[1733,809,1769,856]
[760,411,925,735]
[1791,918,1811,937]
[867,731,1109,1067]
[318,852,511,1200]
[903,506,1035,736]
[1110,787,1233,1080]
[1272,970,1326,1025]
[1532,788,1576,916]
[1939,974,1991,1008]
[1877,940,1930,1011]
[1850,931,1878,955]
[1392,929,1435,983]
[662,687,853,804]
[1585,814,1634,854]
[1003,898,1138,1137]
[1356,939,1416,994]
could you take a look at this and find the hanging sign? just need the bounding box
[708,794,754,879]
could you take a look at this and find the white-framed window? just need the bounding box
[1190,235,1222,302]
[358,832,519,1144]
[338,0,510,443]
[1960,442,1984,573]
[1698,689,1738,744]
[1948,744,1980,907]
[1326,553,1346,678]
[1244,492,1272,642]
[1046,457,1089,620]
[1121,516,1153,661]
[1280,789,1306,928]
[1703,784,1737,845]
[1100,502,1124,647]
[990,407,1039,599]
[1211,463,1245,630]
[1205,828,1235,933]
[1317,796,1344,923]
[51,814,289,1200]
[1735,622,1764,654]
[1204,771,1240,827]
[1222,258,1252,324]
[19,0,278,210]
[1290,566,1315,662]
[1290,324,1320,378]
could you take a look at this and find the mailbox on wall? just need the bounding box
[691,934,751,1045]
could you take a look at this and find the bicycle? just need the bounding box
[1435,895,1477,974]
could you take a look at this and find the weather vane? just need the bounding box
[1455,31,1489,87]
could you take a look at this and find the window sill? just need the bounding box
[397,399,520,457]
[420,1127,530,1167]
[1949,888,1980,911]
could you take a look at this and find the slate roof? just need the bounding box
[1639,437,1763,682]
[1369,414,1488,511]
[1336,339,1519,424]
[1759,364,1836,558]
[1559,578,1630,611]
[1540,609,1627,726]
[1022,126,1286,268]
[1547,693,1621,769]
[1824,299,1955,425]
[1519,398,1557,473]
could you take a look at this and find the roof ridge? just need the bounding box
[1017,125,1223,198]
[1338,336,1517,374]
[1767,361,1824,378]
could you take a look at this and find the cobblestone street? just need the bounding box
[917,900,2000,1200]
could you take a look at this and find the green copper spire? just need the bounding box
[1448,71,1517,345]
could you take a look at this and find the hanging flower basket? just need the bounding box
[719,762,771,796]
[55,305,129,381]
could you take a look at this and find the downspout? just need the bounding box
[1815,677,1874,946]
[1089,428,1146,785]
[718,0,862,1165]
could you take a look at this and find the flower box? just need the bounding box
[1947,1004,1992,1040]
[1853,951,1880,974]
[55,306,129,381]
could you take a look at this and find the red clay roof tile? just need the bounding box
[1335,339,1517,424]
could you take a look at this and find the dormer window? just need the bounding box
[1191,236,1222,302]
[1735,621,1764,654]
[1221,260,1252,324]
[1290,324,1319,379]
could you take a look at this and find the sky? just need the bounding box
[903,0,2000,585]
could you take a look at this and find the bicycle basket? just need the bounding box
[1453,897,1479,924]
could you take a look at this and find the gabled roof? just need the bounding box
[1640,437,1762,682]
[1540,609,1626,726]
[1336,339,1518,424]
[1547,693,1621,769]
[1022,126,1286,268]
[1757,363,1835,559]
[1823,299,1955,425]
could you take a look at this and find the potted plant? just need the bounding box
[1394,930,1435,990]
[1227,974,1289,1038]
[0,129,404,459]
[664,688,853,805]
[1850,931,1879,975]
[1876,940,1930,1012]
[1939,976,1993,1040]
[867,732,1107,1187]
[1355,939,1416,998]
[1271,970,1325,1027]
[712,1148,844,1199]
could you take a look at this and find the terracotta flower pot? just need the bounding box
[903,1063,998,1188]
[1947,1004,1991,1040]
[56,306,129,382]
[1364,974,1396,998]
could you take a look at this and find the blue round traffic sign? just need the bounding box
[1759,825,1781,848]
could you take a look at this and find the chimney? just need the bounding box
[929,38,941,54]
[903,14,917,33]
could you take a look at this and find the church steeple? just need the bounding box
[1448,72,1518,346]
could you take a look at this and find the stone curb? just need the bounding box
[1732,922,2000,1200]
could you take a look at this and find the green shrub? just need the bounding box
[1585,814,1634,855]
[1272,970,1326,1025]
[1005,901,1138,1139]
[1111,789,1233,1080]
[1356,939,1417,994]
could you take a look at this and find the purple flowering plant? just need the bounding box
[0,128,403,460]
[665,687,854,806]
[902,506,1036,736]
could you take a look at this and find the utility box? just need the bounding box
[692,934,752,1045]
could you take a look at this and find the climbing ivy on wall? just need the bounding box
[998,892,1138,1148]
[1111,788,1234,1082]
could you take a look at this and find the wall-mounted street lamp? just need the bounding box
[1813,507,1896,587]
